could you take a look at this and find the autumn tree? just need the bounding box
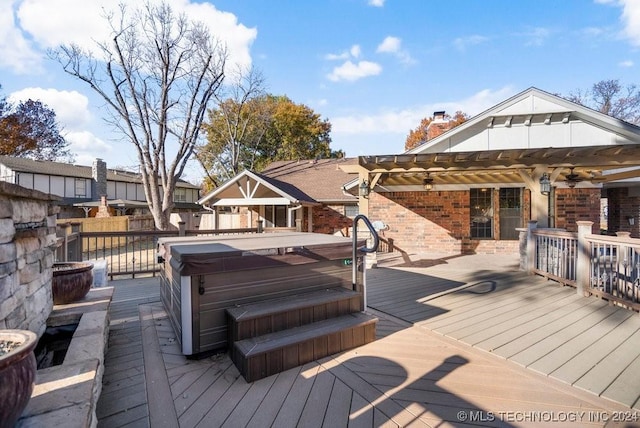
[51,1,226,230]
[0,87,73,162]
[199,93,334,184]
[566,79,640,124]
[404,110,469,151]
[258,95,332,169]
[197,67,269,186]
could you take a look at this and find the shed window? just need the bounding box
[344,205,359,218]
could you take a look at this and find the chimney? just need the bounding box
[92,158,107,201]
[95,195,111,218]
[427,110,451,140]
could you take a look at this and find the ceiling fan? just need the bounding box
[565,167,583,188]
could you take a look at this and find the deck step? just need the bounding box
[232,312,377,382]
[226,288,362,343]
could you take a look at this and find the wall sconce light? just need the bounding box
[627,216,635,226]
[539,173,551,196]
[423,173,434,191]
[359,180,370,198]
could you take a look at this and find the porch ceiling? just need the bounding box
[357,144,640,187]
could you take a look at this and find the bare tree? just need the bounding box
[567,79,640,124]
[51,1,226,230]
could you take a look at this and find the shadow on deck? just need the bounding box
[95,254,640,427]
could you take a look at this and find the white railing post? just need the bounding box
[526,220,538,275]
[576,221,593,297]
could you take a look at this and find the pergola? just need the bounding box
[342,143,640,228]
[73,199,150,217]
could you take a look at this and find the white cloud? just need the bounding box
[0,1,43,74]
[453,35,489,51]
[377,36,401,53]
[521,27,551,46]
[368,0,385,7]
[618,0,640,46]
[66,131,111,154]
[6,0,256,74]
[331,86,516,135]
[376,36,415,65]
[8,87,92,130]
[326,45,361,61]
[619,59,634,67]
[327,60,382,82]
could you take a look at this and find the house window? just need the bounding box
[470,188,493,238]
[75,179,86,198]
[344,205,359,218]
[174,188,187,202]
[264,205,287,227]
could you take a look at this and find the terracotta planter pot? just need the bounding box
[52,262,94,305]
[0,330,37,428]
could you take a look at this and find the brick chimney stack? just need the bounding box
[427,111,451,140]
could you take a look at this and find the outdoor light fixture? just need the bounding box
[423,173,434,191]
[359,180,370,198]
[539,173,551,196]
[628,216,635,226]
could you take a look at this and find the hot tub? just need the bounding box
[159,232,365,356]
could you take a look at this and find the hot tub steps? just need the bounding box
[232,312,378,382]
[227,288,362,344]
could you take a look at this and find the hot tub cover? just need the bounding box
[169,232,365,276]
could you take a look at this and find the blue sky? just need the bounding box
[1,0,639,183]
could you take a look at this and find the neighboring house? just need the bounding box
[0,156,201,219]
[342,87,640,255]
[197,158,359,234]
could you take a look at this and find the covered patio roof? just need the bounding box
[343,143,640,190]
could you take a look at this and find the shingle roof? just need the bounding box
[0,156,199,189]
[259,158,358,202]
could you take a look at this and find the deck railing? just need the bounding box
[56,224,259,279]
[532,229,578,286]
[586,233,640,311]
[528,221,640,312]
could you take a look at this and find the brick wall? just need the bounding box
[368,189,529,255]
[368,190,470,254]
[311,204,354,235]
[0,182,59,339]
[606,187,640,237]
[554,188,601,233]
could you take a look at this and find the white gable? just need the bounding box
[410,87,640,155]
[497,93,570,116]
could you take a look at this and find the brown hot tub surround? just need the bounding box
[159,232,377,381]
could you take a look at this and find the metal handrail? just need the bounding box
[352,214,379,309]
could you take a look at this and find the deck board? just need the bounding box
[97,254,640,427]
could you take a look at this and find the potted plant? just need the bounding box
[52,262,94,304]
[0,329,37,427]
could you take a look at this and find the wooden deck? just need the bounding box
[96,254,640,427]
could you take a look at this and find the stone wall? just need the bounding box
[0,182,59,338]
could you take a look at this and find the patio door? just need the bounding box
[499,188,522,240]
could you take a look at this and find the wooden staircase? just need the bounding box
[227,287,377,382]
